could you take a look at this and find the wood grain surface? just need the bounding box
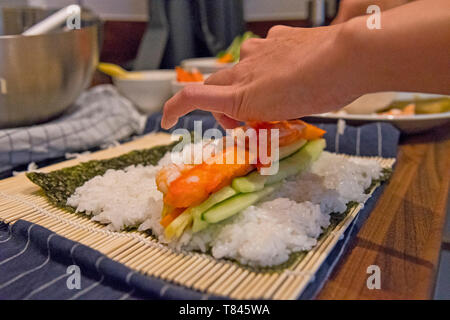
[317,125,450,299]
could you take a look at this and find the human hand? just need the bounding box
[162,24,365,129]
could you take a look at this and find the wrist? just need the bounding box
[337,0,450,95]
[337,15,384,95]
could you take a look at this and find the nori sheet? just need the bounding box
[26,142,392,272]
[26,141,178,211]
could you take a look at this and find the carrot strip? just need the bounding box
[218,53,234,63]
[300,122,326,140]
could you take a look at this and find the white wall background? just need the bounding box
[27,0,149,21]
[1,0,310,22]
[244,0,308,21]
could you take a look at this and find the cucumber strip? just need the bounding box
[231,138,307,193]
[298,138,326,162]
[232,139,326,193]
[203,183,279,224]
[267,138,325,184]
[192,215,209,233]
[166,140,325,237]
[190,186,238,233]
[231,172,266,193]
[278,138,307,160]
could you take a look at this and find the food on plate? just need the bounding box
[378,97,450,115]
[175,66,204,82]
[340,93,450,116]
[27,119,390,267]
[342,92,396,114]
[216,31,259,63]
[378,103,415,116]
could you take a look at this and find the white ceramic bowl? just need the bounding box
[171,74,211,95]
[181,57,235,74]
[113,70,175,114]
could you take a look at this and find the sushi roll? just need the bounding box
[156,120,327,240]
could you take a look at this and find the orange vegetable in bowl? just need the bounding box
[217,53,234,64]
[175,66,204,82]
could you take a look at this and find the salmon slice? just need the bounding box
[163,145,254,208]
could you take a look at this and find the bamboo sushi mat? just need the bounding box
[0,133,396,300]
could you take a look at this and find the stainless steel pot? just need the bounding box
[0,7,101,128]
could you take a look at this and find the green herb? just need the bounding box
[216,31,260,62]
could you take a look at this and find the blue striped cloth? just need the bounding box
[145,113,399,158]
[0,113,400,300]
[0,221,222,300]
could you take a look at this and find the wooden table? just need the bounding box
[317,125,450,299]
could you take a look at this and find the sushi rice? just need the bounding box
[67,144,383,267]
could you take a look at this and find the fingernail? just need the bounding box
[161,116,174,129]
[161,116,169,129]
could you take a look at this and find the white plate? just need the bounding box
[181,57,235,74]
[308,93,450,134]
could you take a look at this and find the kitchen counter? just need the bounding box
[0,117,447,299]
[317,125,450,299]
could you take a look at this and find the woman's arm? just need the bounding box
[332,0,411,24]
[162,0,450,129]
[345,0,450,94]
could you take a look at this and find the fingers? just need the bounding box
[330,13,346,25]
[239,38,265,60]
[212,112,241,129]
[161,84,239,129]
[204,68,235,86]
[266,25,295,38]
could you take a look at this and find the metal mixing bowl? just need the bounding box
[0,7,101,128]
